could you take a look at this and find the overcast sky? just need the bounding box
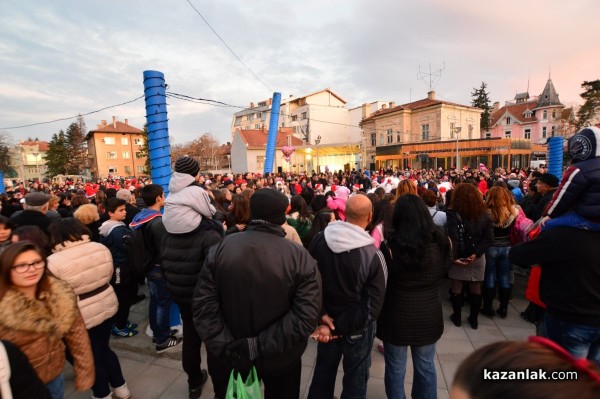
[1,0,598,145]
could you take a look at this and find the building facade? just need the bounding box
[361,91,484,170]
[8,140,49,182]
[85,117,147,178]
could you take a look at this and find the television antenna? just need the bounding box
[417,61,446,91]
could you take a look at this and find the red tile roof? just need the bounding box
[89,120,143,134]
[19,141,50,151]
[237,128,303,148]
[490,100,539,126]
[361,97,474,123]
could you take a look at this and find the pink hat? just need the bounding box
[335,186,350,199]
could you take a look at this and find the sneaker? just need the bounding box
[156,336,183,353]
[152,328,180,344]
[188,370,208,399]
[113,382,131,399]
[125,321,138,330]
[111,325,139,338]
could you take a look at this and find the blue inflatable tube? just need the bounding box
[143,70,172,195]
[547,136,564,180]
[0,171,5,194]
[263,92,281,175]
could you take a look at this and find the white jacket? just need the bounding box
[163,172,216,234]
[47,236,118,329]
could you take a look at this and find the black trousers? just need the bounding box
[89,318,126,397]
[112,281,137,329]
[207,350,302,399]
[179,303,204,389]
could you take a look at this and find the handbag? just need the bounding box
[225,366,263,399]
[456,213,475,259]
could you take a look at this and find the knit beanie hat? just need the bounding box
[568,126,600,163]
[174,156,200,177]
[537,173,559,188]
[250,188,289,225]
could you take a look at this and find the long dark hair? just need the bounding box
[48,217,92,249]
[0,241,49,301]
[304,209,334,248]
[289,195,311,221]
[387,194,448,271]
[230,194,250,224]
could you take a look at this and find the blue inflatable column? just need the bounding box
[143,70,172,195]
[0,171,5,194]
[547,136,564,180]
[263,92,282,175]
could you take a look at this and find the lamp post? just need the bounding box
[226,154,231,174]
[314,135,321,173]
[453,127,462,170]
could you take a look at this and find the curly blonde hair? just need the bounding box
[73,203,100,225]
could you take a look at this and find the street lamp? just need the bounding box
[315,135,321,173]
[226,154,231,174]
[32,152,40,182]
[453,127,462,170]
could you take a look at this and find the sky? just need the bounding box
[1,0,598,146]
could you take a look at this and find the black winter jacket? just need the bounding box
[446,210,493,259]
[193,222,321,374]
[161,218,222,306]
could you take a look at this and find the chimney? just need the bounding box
[427,91,436,100]
[493,101,500,111]
[389,101,396,108]
[101,120,107,126]
[124,119,128,125]
[250,102,255,108]
[381,104,387,109]
[112,116,117,129]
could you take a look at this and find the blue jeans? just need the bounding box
[147,266,173,344]
[383,342,437,399]
[545,313,600,364]
[46,373,64,399]
[484,246,511,289]
[308,322,376,399]
[542,211,600,232]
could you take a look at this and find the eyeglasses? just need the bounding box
[11,259,45,274]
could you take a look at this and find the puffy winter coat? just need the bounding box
[47,236,118,329]
[0,277,94,390]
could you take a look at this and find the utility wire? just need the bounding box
[0,95,145,130]
[183,0,273,93]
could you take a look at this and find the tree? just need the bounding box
[170,133,221,171]
[576,79,600,130]
[45,131,70,177]
[471,82,493,131]
[64,115,88,174]
[0,132,15,177]
[135,124,151,175]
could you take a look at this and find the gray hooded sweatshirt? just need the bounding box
[163,172,216,234]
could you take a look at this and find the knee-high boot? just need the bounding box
[481,287,496,317]
[468,294,482,330]
[497,288,511,318]
[450,293,463,327]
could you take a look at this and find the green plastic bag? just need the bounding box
[225,366,263,399]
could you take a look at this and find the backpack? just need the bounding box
[510,206,534,245]
[456,213,476,259]
[123,223,153,278]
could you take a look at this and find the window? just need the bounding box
[552,110,556,119]
[468,125,474,139]
[234,116,242,126]
[543,110,548,120]
[122,151,130,159]
[124,166,131,174]
[449,122,455,138]
[422,124,430,140]
[505,131,512,138]
[28,167,38,174]
[524,129,531,139]
[257,156,265,171]
[108,167,118,174]
[387,128,393,144]
[542,127,547,138]
[135,151,143,159]
[506,117,511,125]
[370,133,376,146]
[551,126,557,136]
[379,133,384,145]
[301,112,307,120]
[256,112,262,120]
[258,101,266,107]
[121,138,129,145]
[485,132,492,138]
[291,115,298,122]
[134,138,144,145]
[103,137,115,145]
[106,152,117,159]
[524,110,532,118]
[254,124,260,129]
[397,131,401,143]
[137,166,146,173]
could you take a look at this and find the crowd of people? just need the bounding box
[0,127,599,399]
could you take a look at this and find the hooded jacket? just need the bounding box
[130,208,165,268]
[0,277,94,390]
[193,222,321,375]
[163,172,216,234]
[309,221,387,336]
[99,220,133,283]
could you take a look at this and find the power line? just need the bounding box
[183,0,273,93]
[0,95,145,130]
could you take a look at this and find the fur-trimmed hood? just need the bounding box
[0,276,78,336]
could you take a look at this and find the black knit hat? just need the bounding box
[538,173,559,188]
[568,126,600,163]
[250,188,289,225]
[174,156,200,177]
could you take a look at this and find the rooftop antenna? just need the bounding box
[417,61,446,91]
[527,70,530,94]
